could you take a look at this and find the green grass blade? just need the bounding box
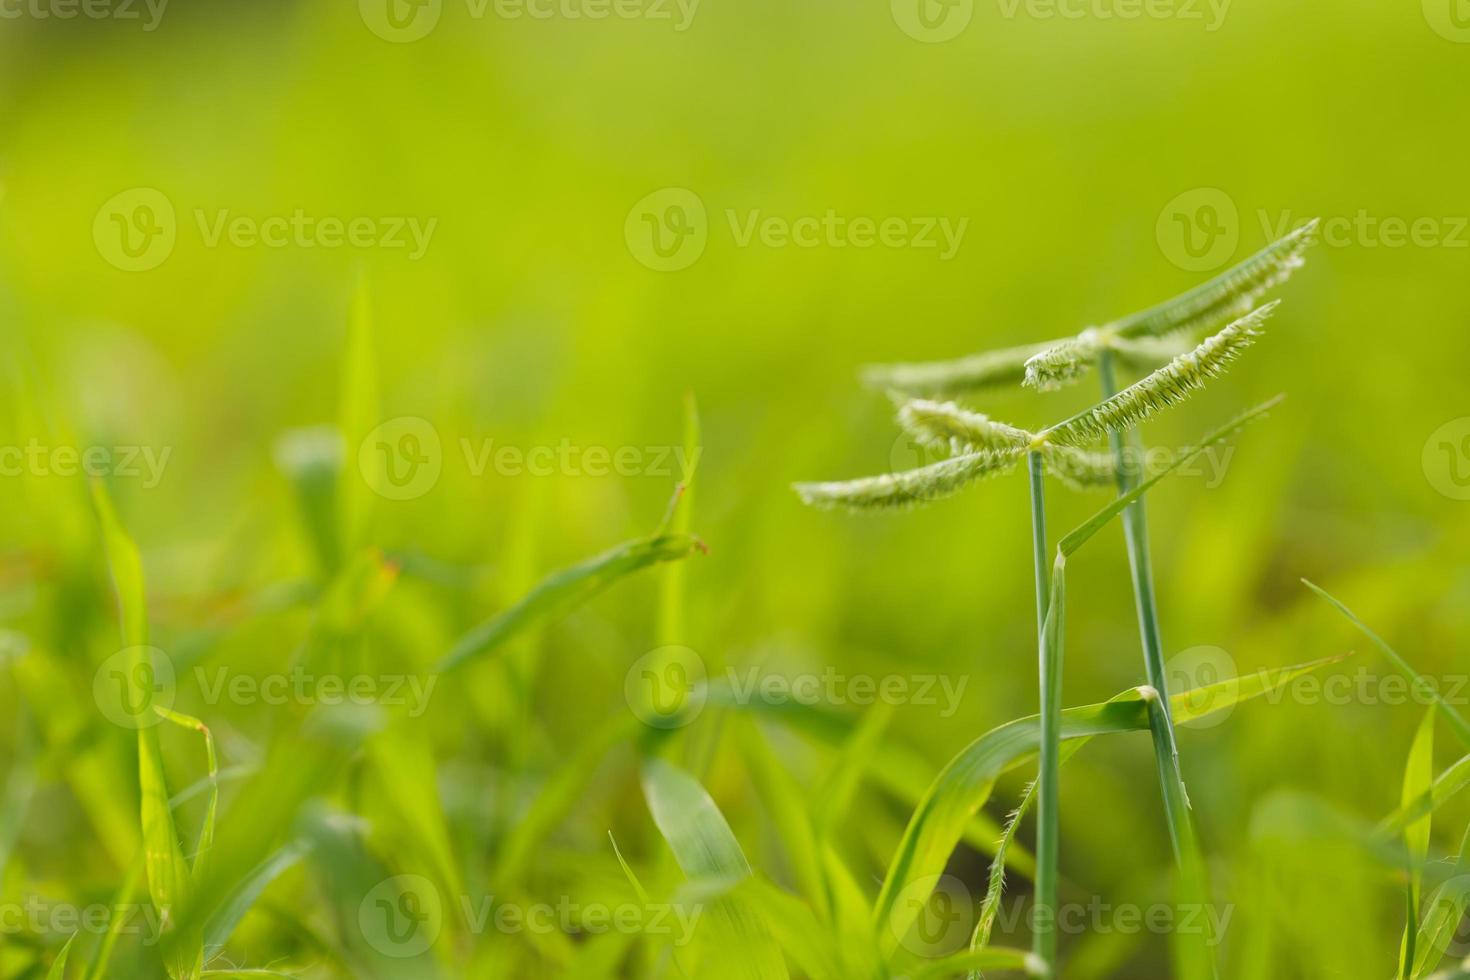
[912,945,1045,978]
[1379,754,1470,839]
[1057,396,1283,559]
[1413,824,1470,977]
[92,483,199,980]
[438,529,705,672]
[1402,709,1437,978]
[152,706,217,880]
[46,933,76,980]
[337,275,379,559]
[873,656,1339,958]
[1302,581,1470,750]
[640,756,790,978]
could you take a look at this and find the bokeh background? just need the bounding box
[2,0,1469,976]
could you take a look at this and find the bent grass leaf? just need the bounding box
[641,756,790,979]
[1402,709,1437,977]
[47,933,76,980]
[1303,581,1470,750]
[873,655,1340,958]
[92,483,200,980]
[439,528,705,672]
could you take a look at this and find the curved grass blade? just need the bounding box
[1402,709,1437,977]
[1379,754,1470,840]
[1303,581,1470,749]
[92,483,200,980]
[438,525,705,672]
[872,655,1340,957]
[641,756,790,979]
[47,933,76,980]
[1413,823,1470,978]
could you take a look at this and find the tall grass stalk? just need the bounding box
[1028,450,1061,965]
[1097,351,1188,840]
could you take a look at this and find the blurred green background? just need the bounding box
[2,0,1469,976]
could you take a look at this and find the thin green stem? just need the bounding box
[1099,350,1186,848]
[1028,450,1059,968]
[1100,351,1217,978]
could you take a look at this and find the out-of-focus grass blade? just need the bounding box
[640,756,789,979]
[814,702,893,839]
[366,722,464,903]
[1303,581,1470,750]
[739,877,846,980]
[1413,823,1470,978]
[203,840,310,956]
[1380,755,1470,839]
[92,482,200,980]
[737,720,826,911]
[873,655,1341,957]
[1402,709,1437,978]
[909,945,1045,978]
[273,426,346,576]
[153,706,217,881]
[338,276,380,558]
[658,391,701,646]
[439,527,705,672]
[46,933,76,980]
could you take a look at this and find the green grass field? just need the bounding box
[2,2,1470,977]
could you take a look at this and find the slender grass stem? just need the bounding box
[1099,350,1187,841]
[1028,450,1060,968]
[1100,351,1217,977]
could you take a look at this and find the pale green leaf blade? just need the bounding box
[438,531,705,672]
